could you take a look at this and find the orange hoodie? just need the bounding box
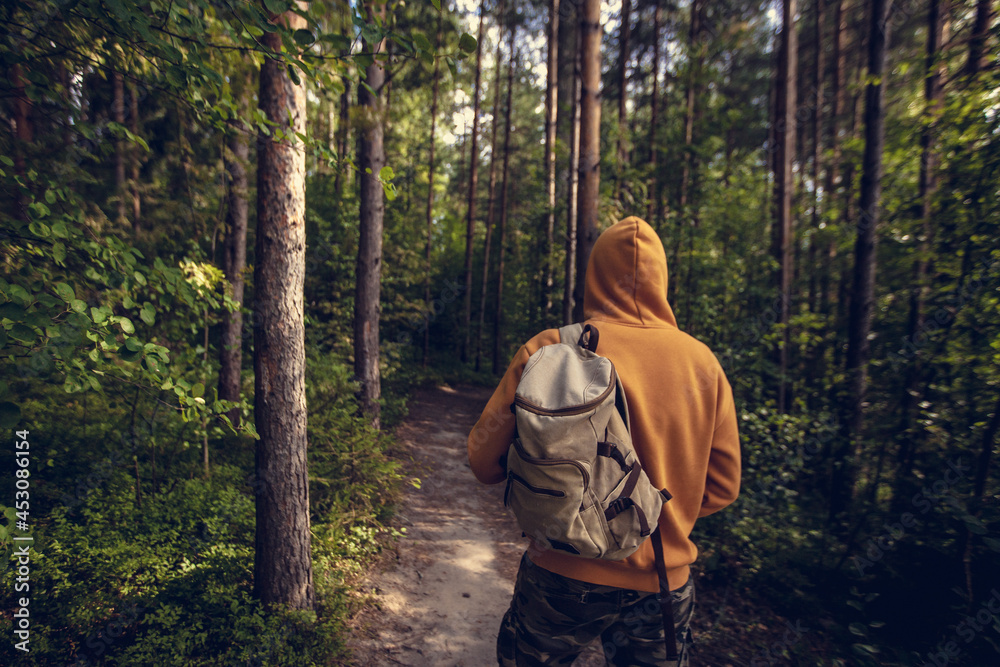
[468,216,741,593]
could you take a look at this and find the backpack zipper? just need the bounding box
[513,372,616,417]
[512,438,591,490]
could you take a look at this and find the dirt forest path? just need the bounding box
[346,383,606,666]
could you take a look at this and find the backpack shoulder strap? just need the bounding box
[558,323,600,351]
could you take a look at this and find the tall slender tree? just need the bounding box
[646,0,662,225]
[615,0,631,200]
[476,4,506,372]
[355,4,387,429]
[543,0,560,319]
[219,80,251,428]
[831,0,891,522]
[774,0,797,414]
[572,0,603,322]
[893,0,945,508]
[462,2,486,363]
[493,26,517,375]
[423,9,443,367]
[563,23,581,325]
[252,7,313,611]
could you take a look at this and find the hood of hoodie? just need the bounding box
[583,216,678,327]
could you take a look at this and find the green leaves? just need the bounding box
[458,33,478,55]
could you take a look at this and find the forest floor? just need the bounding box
[345,383,833,667]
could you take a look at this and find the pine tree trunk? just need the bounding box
[544,0,560,320]
[674,0,701,307]
[476,8,505,372]
[775,0,797,414]
[335,78,350,200]
[893,0,945,510]
[615,0,631,202]
[113,68,126,224]
[129,82,141,232]
[462,4,486,363]
[646,1,662,225]
[10,63,32,221]
[821,0,847,318]
[808,0,824,315]
[424,11,443,367]
[219,94,250,429]
[572,0,603,323]
[831,0,891,523]
[563,29,582,326]
[966,0,992,77]
[253,8,313,611]
[355,9,387,429]
[493,29,517,375]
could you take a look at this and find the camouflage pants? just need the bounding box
[497,553,694,667]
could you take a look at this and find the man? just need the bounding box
[467,217,742,666]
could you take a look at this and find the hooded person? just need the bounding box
[468,216,741,667]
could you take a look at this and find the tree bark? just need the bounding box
[424,11,443,367]
[544,0,560,320]
[129,82,141,232]
[355,6,387,429]
[615,0,631,202]
[808,0,824,315]
[572,0,603,323]
[673,0,702,307]
[462,3,486,363]
[774,0,797,414]
[646,1,662,225]
[113,68,126,224]
[476,6,505,372]
[831,0,891,523]
[493,28,517,375]
[893,0,945,510]
[253,8,313,611]
[220,80,250,429]
[966,0,992,77]
[564,25,582,326]
[335,79,351,200]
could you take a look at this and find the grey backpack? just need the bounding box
[504,323,671,561]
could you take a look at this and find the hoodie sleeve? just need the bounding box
[468,330,562,484]
[699,369,742,517]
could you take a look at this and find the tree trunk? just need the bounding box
[355,6,387,429]
[9,63,32,220]
[220,78,251,429]
[493,29,517,375]
[113,68,126,224]
[821,0,847,319]
[808,0,824,315]
[424,11,443,367]
[673,0,701,307]
[253,8,313,611]
[544,0,560,320]
[572,0,603,323]
[563,26,582,326]
[335,78,350,200]
[831,0,891,523]
[774,0,797,415]
[462,3,486,363]
[129,82,141,232]
[893,0,945,510]
[476,8,506,372]
[966,0,992,77]
[615,0,631,202]
[646,1,662,225]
